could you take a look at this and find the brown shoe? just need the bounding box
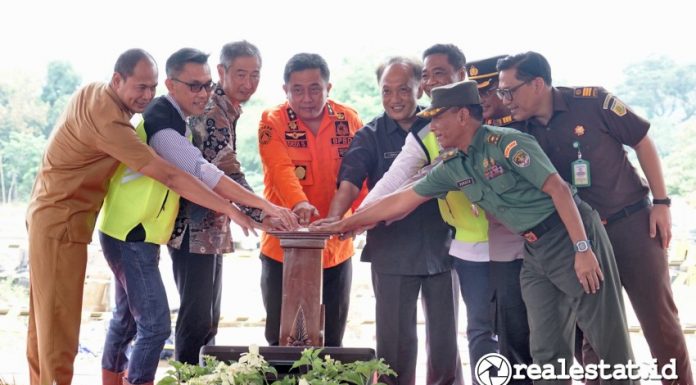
[121,377,153,385]
[102,369,126,385]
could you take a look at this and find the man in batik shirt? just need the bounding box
[167,41,266,364]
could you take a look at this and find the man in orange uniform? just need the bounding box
[258,52,362,346]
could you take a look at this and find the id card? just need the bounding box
[571,159,591,187]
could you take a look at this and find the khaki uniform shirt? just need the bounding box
[414,125,558,233]
[27,82,155,243]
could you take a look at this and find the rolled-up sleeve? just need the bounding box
[149,128,224,189]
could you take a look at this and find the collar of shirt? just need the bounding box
[529,87,570,129]
[469,123,489,154]
[105,83,134,118]
[211,84,242,119]
[382,109,428,136]
[163,94,191,137]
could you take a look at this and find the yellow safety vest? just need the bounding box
[419,128,488,243]
[97,120,183,244]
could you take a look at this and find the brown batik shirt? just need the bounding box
[168,85,261,254]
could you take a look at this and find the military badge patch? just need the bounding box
[610,99,627,117]
[335,121,350,136]
[504,140,518,158]
[574,125,585,136]
[288,121,299,130]
[484,161,505,180]
[259,125,273,145]
[512,149,530,168]
[337,112,345,120]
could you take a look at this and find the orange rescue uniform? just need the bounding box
[258,100,362,268]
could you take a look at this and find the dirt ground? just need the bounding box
[1,203,695,384]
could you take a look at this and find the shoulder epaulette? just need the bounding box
[573,87,599,98]
[485,133,502,145]
[486,115,515,127]
[441,149,459,162]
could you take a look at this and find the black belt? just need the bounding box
[521,195,582,243]
[601,197,650,226]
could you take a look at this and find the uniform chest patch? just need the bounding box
[294,165,307,180]
[457,178,474,188]
[484,159,505,180]
[574,125,585,136]
[384,151,400,159]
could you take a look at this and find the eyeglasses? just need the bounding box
[496,80,530,101]
[172,78,214,93]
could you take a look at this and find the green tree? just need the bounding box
[0,76,48,142]
[41,61,81,107]
[41,61,81,136]
[617,56,696,122]
[0,131,47,202]
[331,56,383,121]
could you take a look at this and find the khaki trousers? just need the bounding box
[27,233,88,385]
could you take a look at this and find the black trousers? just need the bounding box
[168,235,223,365]
[372,269,464,385]
[259,253,352,346]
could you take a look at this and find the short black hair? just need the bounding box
[283,53,330,84]
[496,51,552,85]
[114,48,156,79]
[220,40,262,69]
[165,48,210,78]
[375,56,422,84]
[422,44,466,71]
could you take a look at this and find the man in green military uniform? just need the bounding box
[312,80,636,384]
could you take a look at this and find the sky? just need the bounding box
[2,0,695,103]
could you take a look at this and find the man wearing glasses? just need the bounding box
[465,56,533,382]
[98,48,296,385]
[165,41,269,366]
[313,80,637,385]
[497,51,692,385]
[257,53,362,347]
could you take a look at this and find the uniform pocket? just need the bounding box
[488,172,516,194]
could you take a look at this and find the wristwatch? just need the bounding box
[574,240,591,253]
[652,197,671,207]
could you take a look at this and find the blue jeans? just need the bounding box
[452,259,498,381]
[99,232,171,385]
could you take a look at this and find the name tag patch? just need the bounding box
[457,178,474,188]
[383,151,400,159]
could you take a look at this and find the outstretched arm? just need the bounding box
[311,188,430,234]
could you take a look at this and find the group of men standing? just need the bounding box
[24,39,692,385]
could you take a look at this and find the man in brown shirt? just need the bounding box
[498,51,692,385]
[25,49,289,385]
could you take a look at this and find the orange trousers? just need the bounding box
[27,233,88,385]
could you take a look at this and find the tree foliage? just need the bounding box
[617,56,696,122]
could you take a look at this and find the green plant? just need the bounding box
[156,346,395,385]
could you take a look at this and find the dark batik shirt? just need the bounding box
[169,85,262,254]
